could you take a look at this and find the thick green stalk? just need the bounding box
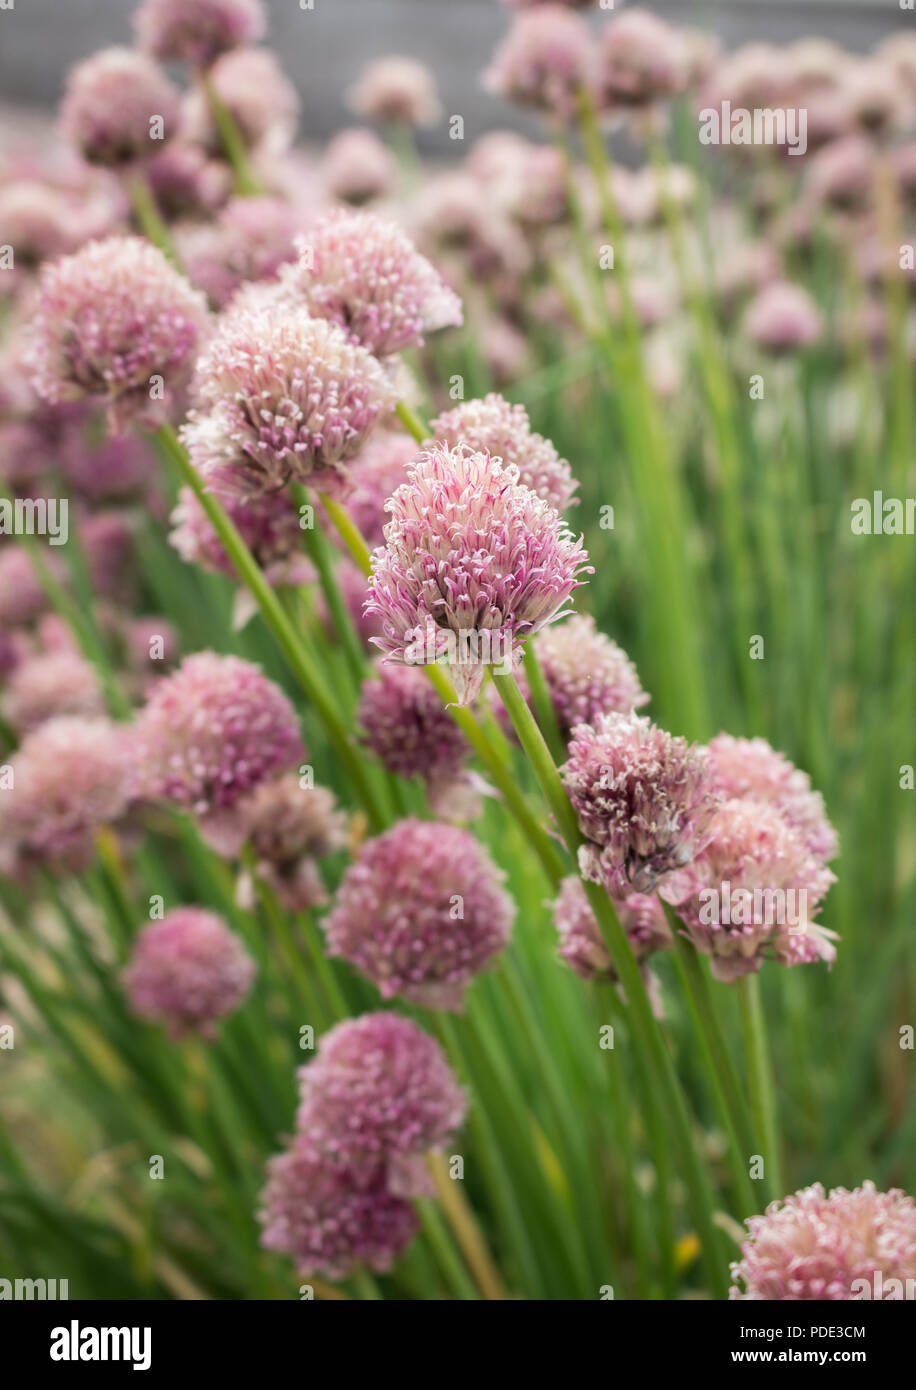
[737,975,784,1202]
[523,644,566,765]
[127,171,179,264]
[395,399,429,445]
[291,483,366,690]
[155,423,385,832]
[201,71,262,196]
[493,668,728,1297]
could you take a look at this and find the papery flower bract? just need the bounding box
[730,1182,916,1300]
[236,775,347,912]
[347,56,441,128]
[27,236,209,431]
[484,7,591,120]
[181,301,397,495]
[60,48,182,168]
[553,873,671,984]
[0,717,129,877]
[562,711,717,894]
[135,0,266,69]
[260,1137,418,1280]
[430,393,578,513]
[123,907,255,1039]
[594,8,689,113]
[321,128,398,206]
[674,798,837,983]
[291,209,462,358]
[325,818,514,1010]
[2,649,104,735]
[744,282,822,353]
[296,1012,466,1187]
[707,734,838,864]
[133,651,304,853]
[366,442,590,704]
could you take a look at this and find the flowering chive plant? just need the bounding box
[0,0,912,1312]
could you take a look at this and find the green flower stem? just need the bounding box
[291,483,366,691]
[492,667,728,1298]
[127,172,179,266]
[247,860,327,1026]
[201,71,262,196]
[736,974,785,1203]
[522,643,566,766]
[295,910,352,1020]
[667,916,758,1216]
[426,1151,505,1300]
[155,423,386,832]
[395,399,429,445]
[318,491,373,574]
[414,1200,480,1301]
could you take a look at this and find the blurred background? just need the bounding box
[0,1,911,153]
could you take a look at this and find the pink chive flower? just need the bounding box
[0,546,58,628]
[806,136,875,214]
[27,236,209,432]
[184,47,299,155]
[744,282,822,354]
[429,393,578,513]
[135,0,266,69]
[63,433,156,506]
[730,1182,916,1301]
[707,734,838,864]
[169,484,304,585]
[296,1013,466,1189]
[325,819,514,1010]
[123,907,255,1039]
[177,196,301,308]
[484,7,591,120]
[2,649,104,735]
[332,430,416,550]
[366,442,590,705]
[235,775,348,912]
[145,143,232,222]
[536,615,649,735]
[81,510,136,599]
[674,798,837,983]
[60,48,182,168]
[0,182,82,272]
[562,712,718,895]
[260,1137,418,1280]
[134,651,304,854]
[181,301,397,495]
[593,9,690,113]
[347,57,441,128]
[321,128,398,206]
[552,873,672,983]
[0,717,129,877]
[357,662,471,815]
[291,209,462,358]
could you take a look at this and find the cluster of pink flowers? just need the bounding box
[367,441,590,703]
[135,0,266,70]
[325,818,514,1010]
[731,1183,916,1300]
[261,1013,465,1278]
[133,651,304,853]
[123,907,256,1038]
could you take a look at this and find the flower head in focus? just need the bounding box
[562,711,717,894]
[429,393,578,513]
[366,442,590,704]
[60,48,182,168]
[291,209,462,358]
[730,1182,916,1300]
[325,818,514,1009]
[707,734,838,864]
[181,300,397,495]
[135,0,266,69]
[123,907,256,1038]
[27,236,209,431]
